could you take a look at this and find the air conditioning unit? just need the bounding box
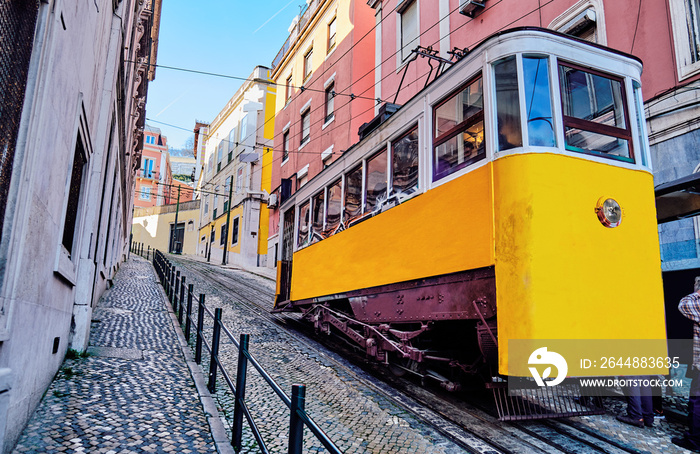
[460,0,485,17]
[267,193,278,208]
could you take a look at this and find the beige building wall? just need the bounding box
[132,200,201,255]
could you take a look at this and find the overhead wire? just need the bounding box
[143,0,556,189]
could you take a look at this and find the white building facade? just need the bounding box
[0,0,161,451]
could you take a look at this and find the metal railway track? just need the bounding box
[165,256,643,454]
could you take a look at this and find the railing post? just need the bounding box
[231,334,250,452]
[195,294,205,364]
[147,245,150,261]
[185,284,194,341]
[164,262,170,295]
[174,270,181,308]
[179,276,186,325]
[208,308,223,393]
[288,384,306,454]
[167,263,172,296]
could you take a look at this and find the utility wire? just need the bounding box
[143,0,556,187]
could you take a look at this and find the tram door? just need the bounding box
[276,208,295,304]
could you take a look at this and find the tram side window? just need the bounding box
[365,150,387,214]
[311,191,325,243]
[559,63,633,162]
[326,179,342,233]
[297,201,310,248]
[433,76,484,181]
[391,128,419,198]
[523,56,556,147]
[344,164,363,223]
[494,56,523,151]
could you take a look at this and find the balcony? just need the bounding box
[140,170,159,180]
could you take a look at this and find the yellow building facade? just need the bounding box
[132,200,201,256]
[197,66,276,267]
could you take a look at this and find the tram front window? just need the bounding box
[523,56,555,147]
[494,56,523,151]
[559,63,633,162]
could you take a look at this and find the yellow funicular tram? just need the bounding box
[274,27,666,419]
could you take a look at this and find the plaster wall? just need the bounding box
[132,202,201,256]
[0,0,152,450]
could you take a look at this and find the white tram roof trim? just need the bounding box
[282,27,646,210]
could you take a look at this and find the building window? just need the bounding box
[220,223,228,246]
[224,176,232,211]
[282,130,290,162]
[240,115,248,144]
[304,47,313,81]
[142,158,154,178]
[328,17,337,52]
[433,76,485,181]
[203,196,209,214]
[139,186,152,201]
[231,217,239,245]
[207,155,214,176]
[286,74,293,103]
[559,62,633,162]
[325,82,335,123]
[391,127,419,197]
[62,135,87,255]
[399,0,419,62]
[145,135,155,144]
[236,167,243,192]
[217,141,224,172]
[549,1,605,45]
[670,0,700,79]
[228,127,237,161]
[300,109,311,146]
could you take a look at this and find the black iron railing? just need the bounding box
[130,241,152,261]
[151,250,342,454]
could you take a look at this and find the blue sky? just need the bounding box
[145,1,301,149]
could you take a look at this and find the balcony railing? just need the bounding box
[271,0,319,71]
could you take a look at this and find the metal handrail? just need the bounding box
[151,250,342,454]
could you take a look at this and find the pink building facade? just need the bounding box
[267,0,377,267]
[135,125,169,208]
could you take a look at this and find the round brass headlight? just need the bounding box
[596,198,622,228]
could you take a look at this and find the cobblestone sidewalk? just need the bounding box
[12,257,224,454]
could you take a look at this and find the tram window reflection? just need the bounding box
[391,128,419,197]
[559,63,633,162]
[365,150,387,214]
[344,164,363,222]
[326,179,342,233]
[297,201,310,248]
[494,56,523,151]
[311,191,325,243]
[433,77,485,181]
[523,56,555,147]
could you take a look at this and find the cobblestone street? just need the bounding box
[12,257,221,454]
[11,254,700,454]
[167,255,482,454]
